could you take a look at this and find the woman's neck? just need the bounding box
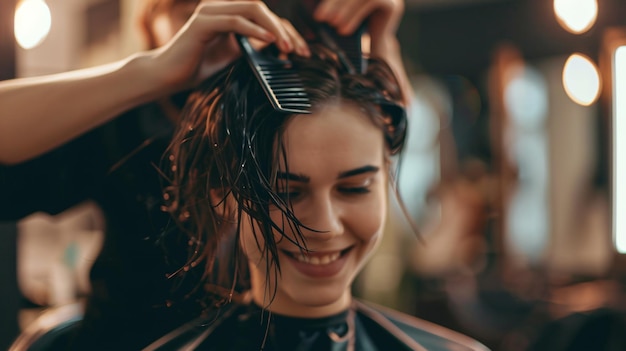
[252,290,352,318]
[248,267,353,318]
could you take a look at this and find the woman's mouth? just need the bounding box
[280,247,353,278]
[291,251,340,265]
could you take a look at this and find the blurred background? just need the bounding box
[1,0,626,350]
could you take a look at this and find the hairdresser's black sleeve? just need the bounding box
[0,128,109,221]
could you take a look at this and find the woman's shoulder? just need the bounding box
[354,300,490,351]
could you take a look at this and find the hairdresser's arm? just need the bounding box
[0,58,161,165]
[369,35,412,105]
[314,0,413,104]
[0,1,307,165]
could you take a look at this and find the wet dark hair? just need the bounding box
[163,44,407,307]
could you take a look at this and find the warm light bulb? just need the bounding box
[562,53,601,106]
[14,0,52,50]
[554,0,598,34]
[614,46,626,254]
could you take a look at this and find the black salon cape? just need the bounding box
[0,101,197,350]
[145,300,488,351]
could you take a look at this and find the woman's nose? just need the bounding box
[303,194,344,240]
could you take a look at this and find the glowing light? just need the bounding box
[562,53,601,106]
[507,188,549,262]
[614,46,626,253]
[14,0,52,50]
[504,65,549,130]
[554,0,598,34]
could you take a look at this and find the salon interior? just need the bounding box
[1,0,626,350]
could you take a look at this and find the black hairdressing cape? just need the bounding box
[145,298,489,351]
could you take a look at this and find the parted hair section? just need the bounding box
[161,44,407,303]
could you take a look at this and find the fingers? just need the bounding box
[313,0,343,25]
[316,0,374,35]
[280,18,310,57]
[194,1,305,53]
[315,0,402,36]
[204,14,277,43]
[339,1,379,35]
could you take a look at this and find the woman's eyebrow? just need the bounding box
[276,172,310,182]
[276,166,379,182]
[337,165,380,179]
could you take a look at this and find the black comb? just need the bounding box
[235,35,311,114]
[317,23,367,74]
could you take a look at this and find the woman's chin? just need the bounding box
[275,288,351,317]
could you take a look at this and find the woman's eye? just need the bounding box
[277,191,302,202]
[339,187,371,195]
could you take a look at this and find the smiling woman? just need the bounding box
[149,44,488,350]
[243,102,388,319]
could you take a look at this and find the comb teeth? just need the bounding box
[236,35,311,114]
[316,24,366,74]
[330,32,365,74]
[258,63,311,113]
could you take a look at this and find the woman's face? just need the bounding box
[240,101,388,317]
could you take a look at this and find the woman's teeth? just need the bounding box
[295,252,341,265]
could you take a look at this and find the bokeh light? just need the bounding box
[14,0,52,50]
[504,65,549,131]
[554,0,598,34]
[614,46,626,253]
[562,53,601,106]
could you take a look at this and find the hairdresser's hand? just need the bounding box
[313,0,412,104]
[313,0,404,52]
[150,1,309,91]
